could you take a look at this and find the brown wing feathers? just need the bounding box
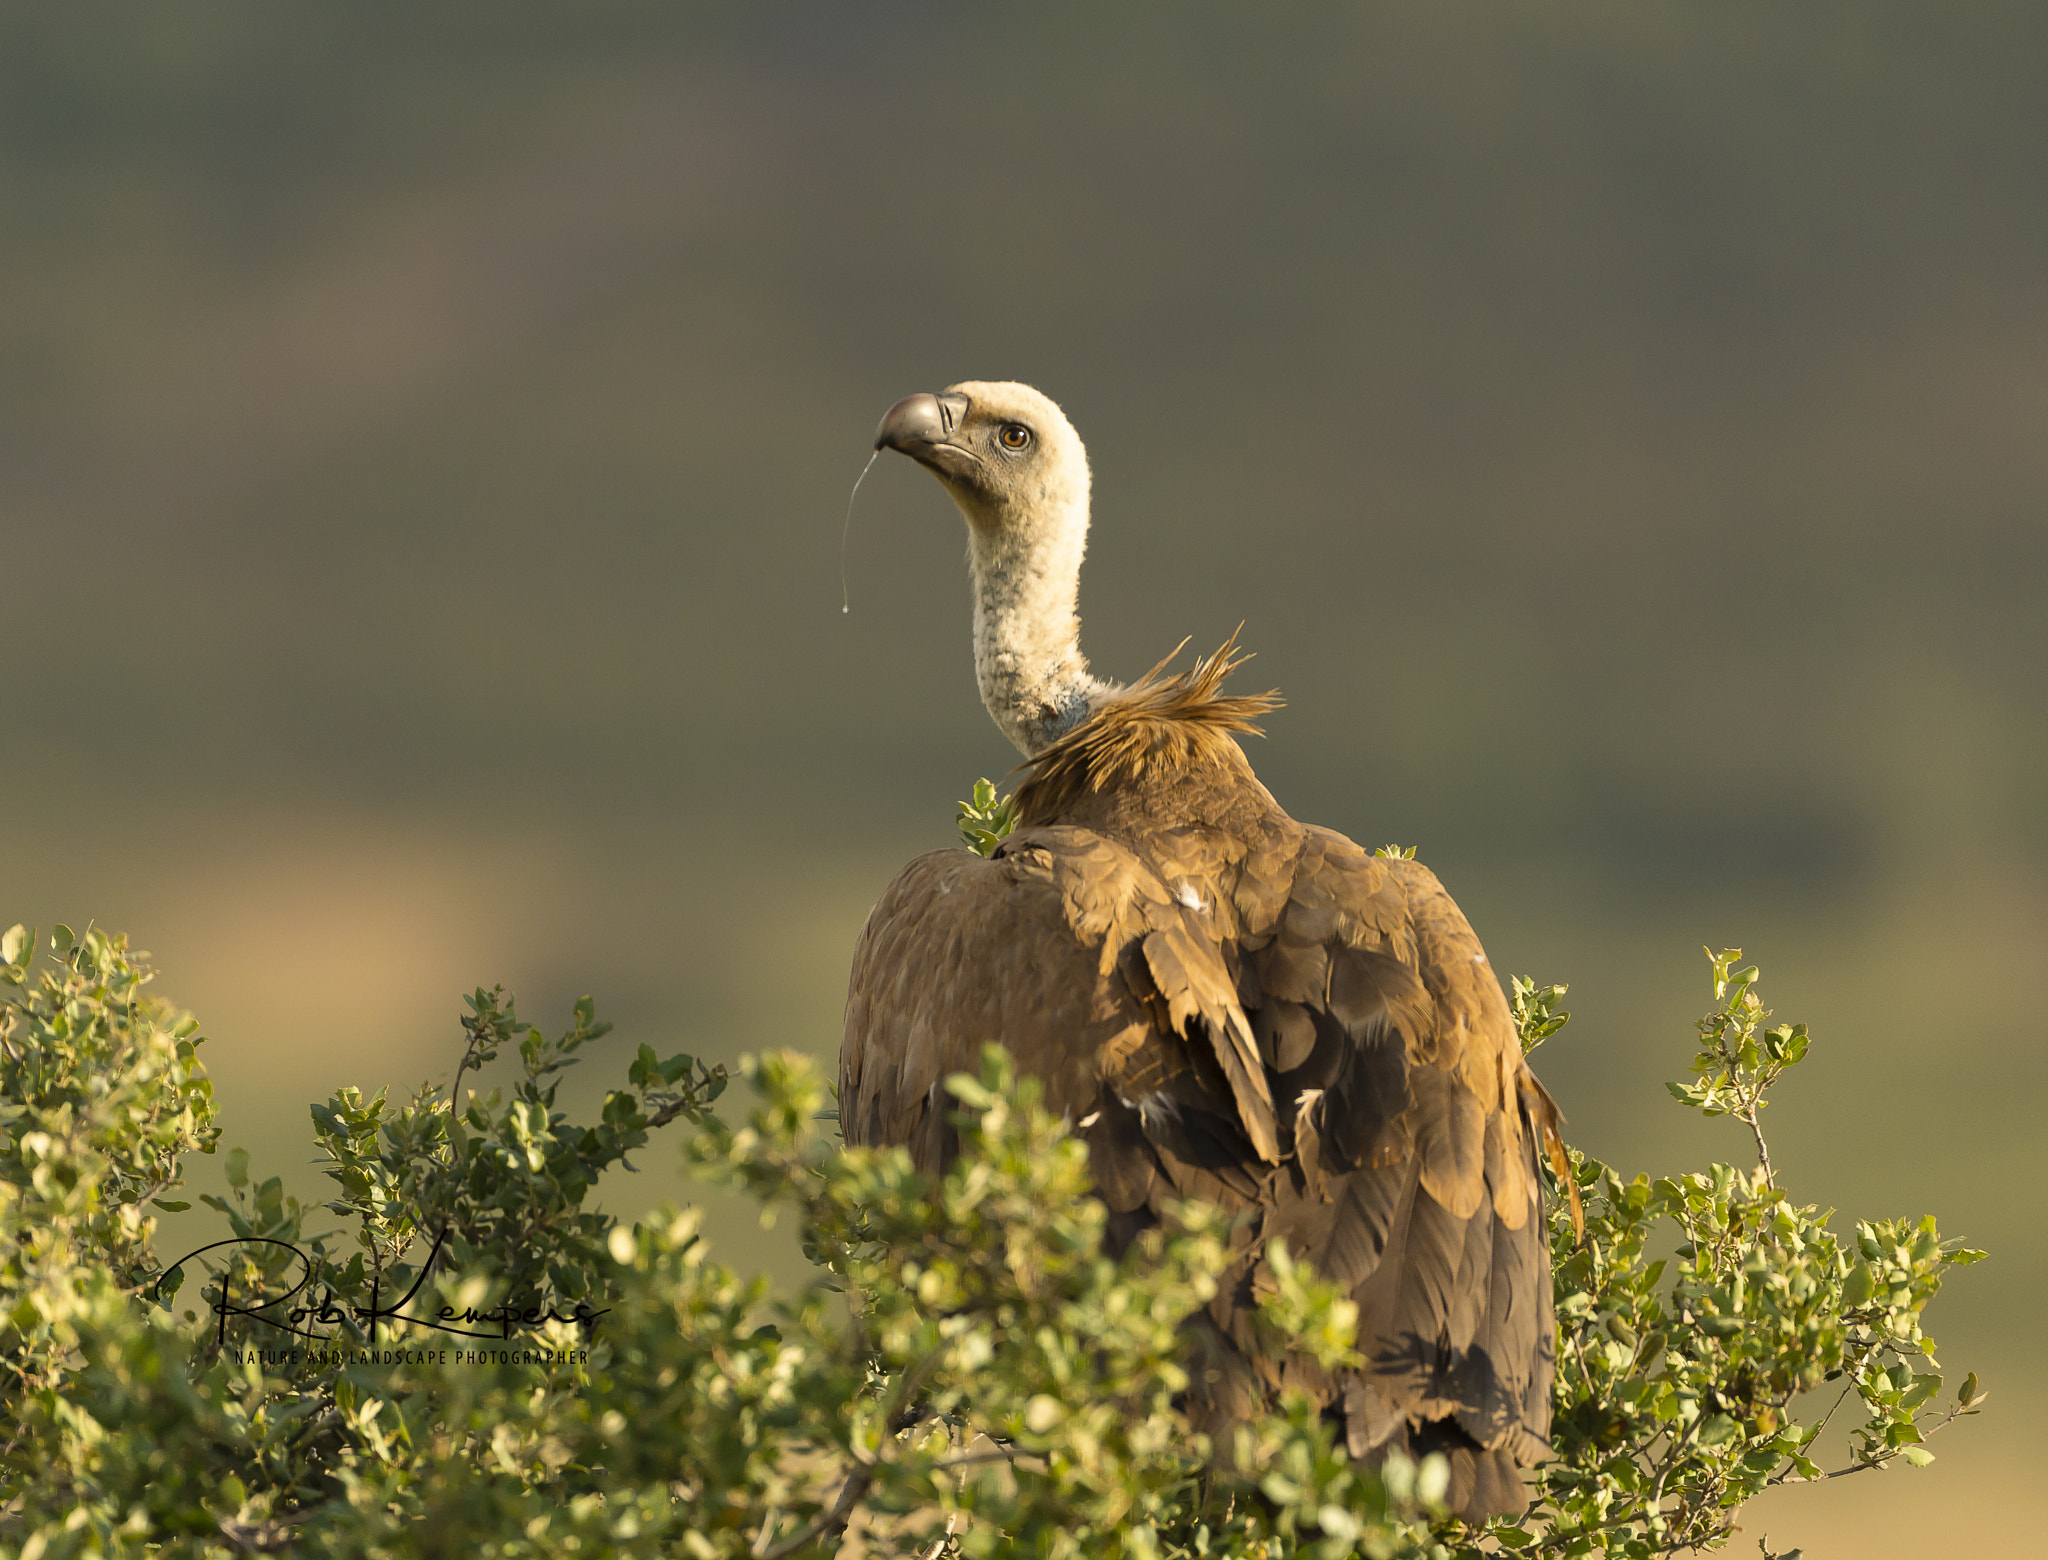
[841,640,1562,1521]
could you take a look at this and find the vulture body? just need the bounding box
[841,382,1565,1521]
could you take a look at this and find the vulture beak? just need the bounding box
[875,391,980,480]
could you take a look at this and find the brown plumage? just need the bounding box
[842,382,1569,1521]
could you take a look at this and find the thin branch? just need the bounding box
[885,1347,946,1434]
[916,1511,962,1560]
[1647,1413,1704,1514]
[131,1175,175,1209]
[1526,1503,1682,1557]
[647,1089,718,1132]
[1739,1093,1777,1189]
[930,1448,1027,1474]
[217,1516,301,1554]
[759,1464,874,1560]
[1766,1381,1858,1486]
[1567,1326,1594,1399]
[448,1045,478,1133]
[1816,1396,1980,1480]
[1808,1380,1855,1441]
[755,1345,948,1560]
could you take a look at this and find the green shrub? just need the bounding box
[0,916,1982,1558]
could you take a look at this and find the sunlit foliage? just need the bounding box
[1,922,1981,1557]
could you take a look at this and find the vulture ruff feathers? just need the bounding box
[844,380,1565,1523]
[1017,629,1284,813]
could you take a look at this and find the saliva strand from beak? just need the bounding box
[840,448,880,615]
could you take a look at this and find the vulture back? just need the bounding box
[840,645,1563,1521]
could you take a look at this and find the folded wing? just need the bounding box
[841,811,1557,1520]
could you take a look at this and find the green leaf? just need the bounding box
[1899,1373,1941,1411]
[1844,1259,1874,1306]
[1695,1414,1741,1448]
[957,778,1021,855]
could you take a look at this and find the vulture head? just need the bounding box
[874,379,1090,538]
[874,380,1111,757]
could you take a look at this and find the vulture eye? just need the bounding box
[997,423,1033,452]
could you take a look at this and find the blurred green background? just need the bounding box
[4,5,2042,1552]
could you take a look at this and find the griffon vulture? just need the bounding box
[840,381,1569,1521]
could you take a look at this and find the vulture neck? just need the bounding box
[963,501,1113,757]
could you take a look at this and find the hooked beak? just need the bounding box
[874,390,979,480]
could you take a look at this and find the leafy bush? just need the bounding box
[1515,956,1985,1559]
[1,914,1982,1558]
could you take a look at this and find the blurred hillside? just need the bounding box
[2,6,2042,1554]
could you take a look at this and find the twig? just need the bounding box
[647,1088,719,1132]
[1646,1413,1704,1514]
[132,1175,175,1210]
[885,1347,946,1434]
[930,1448,1027,1473]
[1740,1095,1776,1189]
[759,1464,874,1560]
[1713,1003,1778,1188]
[1567,1326,1594,1398]
[448,1050,475,1133]
[1526,1503,1680,1557]
[1817,1396,1980,1479]
[1808,1379,1855,1441]
[1766,1381,1857,1486]
[757,1347,947,1560]
[916,1510,962,1560]
[217,1516,301,1554]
